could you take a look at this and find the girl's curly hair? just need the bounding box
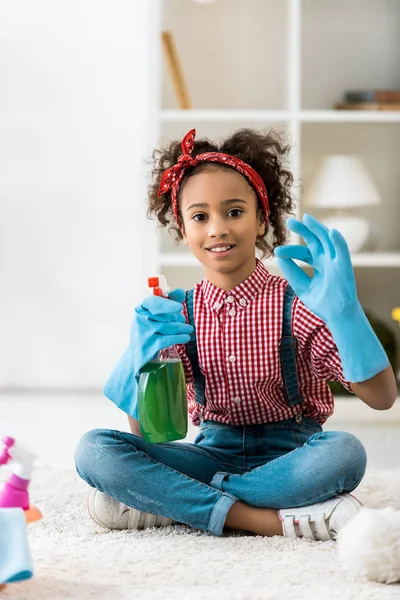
[147,128,295,259]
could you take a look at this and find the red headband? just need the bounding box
[157,129,270,228]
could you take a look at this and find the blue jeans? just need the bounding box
[75,418,367,537]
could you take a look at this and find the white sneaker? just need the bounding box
[278,493,362,541]
[87,488,173,530]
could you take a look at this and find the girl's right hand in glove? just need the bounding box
[103,288,193,418]
[130,288,193,367]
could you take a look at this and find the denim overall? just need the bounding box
[185,283,304,425]
[75,286,367,536]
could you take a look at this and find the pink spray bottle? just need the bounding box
[0,436,42,523]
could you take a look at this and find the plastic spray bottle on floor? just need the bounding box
[138,275,188,443]
[0,436,42,523]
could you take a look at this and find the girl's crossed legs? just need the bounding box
[74,418,367,538]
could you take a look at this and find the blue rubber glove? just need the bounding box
[103,288,193,418]
[274,214,389,382]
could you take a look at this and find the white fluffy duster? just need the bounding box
[337,506,400,584]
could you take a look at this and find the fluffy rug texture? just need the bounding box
[1,468,400,600]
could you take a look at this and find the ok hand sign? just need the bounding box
[274,214,357,324]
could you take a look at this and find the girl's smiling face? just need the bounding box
[179,167,266,290]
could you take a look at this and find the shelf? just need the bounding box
[159,253,400,268]
[159,254,282,268]
[159,254,200,267]
[160,110,289,123]
[160,109,400,124]
[301,110,400,123]
[350,253,400,267]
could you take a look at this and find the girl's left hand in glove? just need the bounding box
[274,214,388,383]
[274,213,357,323]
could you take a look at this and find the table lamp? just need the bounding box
[303,155,382,252]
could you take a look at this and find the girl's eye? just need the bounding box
[192,213,207,222]
[228,209,243,217]
[191,209,243,222]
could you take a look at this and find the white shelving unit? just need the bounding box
[153,0,400,344]
[161,110,400,124]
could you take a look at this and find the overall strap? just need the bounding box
[185,289,206,408]
[279,284,303,421]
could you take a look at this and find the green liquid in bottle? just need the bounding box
[138,359,188,444]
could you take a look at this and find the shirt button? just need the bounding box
[226,296,235,304]
[239,298,247,306]
[228,309,236,317]
[228,355,236,363]
[233,397,241,404]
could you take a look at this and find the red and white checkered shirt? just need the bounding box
[176,259,351,427]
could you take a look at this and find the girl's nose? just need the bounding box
[207,217,230,239]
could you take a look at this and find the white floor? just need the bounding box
[0,391,399,470]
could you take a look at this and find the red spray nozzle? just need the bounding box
[148,277,160,288]
[148,275,170,297]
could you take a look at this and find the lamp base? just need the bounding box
[320,215,371,253]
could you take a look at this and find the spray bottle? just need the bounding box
[138,275,188,443]
[0,436,42,523]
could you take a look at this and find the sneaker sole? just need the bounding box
[87,489,173,530]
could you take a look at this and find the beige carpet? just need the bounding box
[2,468,400,600]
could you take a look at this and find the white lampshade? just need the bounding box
[304,155,382,209]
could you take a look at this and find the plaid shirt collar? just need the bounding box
[201,258,270,314]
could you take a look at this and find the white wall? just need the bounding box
[0,1,159,388]
[162,0,288,110]
[302,0,400,109]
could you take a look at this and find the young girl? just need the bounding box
[75,128,396,541]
